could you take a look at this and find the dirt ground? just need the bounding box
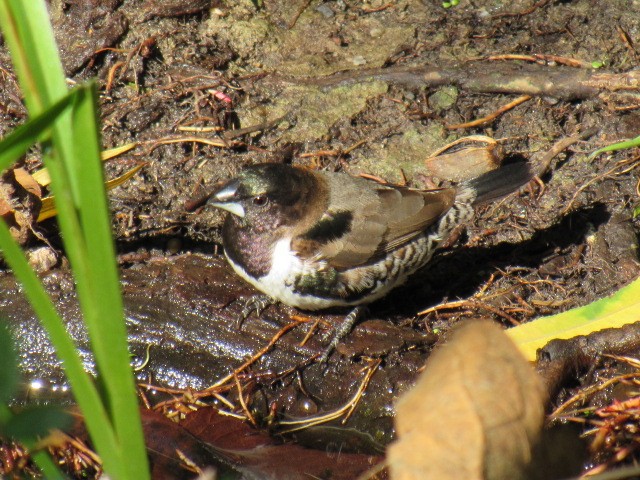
[2,0,640,477]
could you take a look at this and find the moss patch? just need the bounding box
[239,82,389,142]
[354,124,455,184]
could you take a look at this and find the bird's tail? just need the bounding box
[467,161,533,205]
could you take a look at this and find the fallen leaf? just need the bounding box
[507,277,640,361]
[31,142,138,187]
[388,320,546,480]
[424,135,502,182]
[179,407,383,480]
[0,197,12,217]
[0,169,40,244]
[37,163,145,221]
[13,167,41,198]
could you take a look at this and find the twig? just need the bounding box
[287,0,312,29]
[418,299,467,316]
[561,157,640,215]
[343,359,381,423]
[485,53,592,68]
[532,126,599,176]
[616,25,638,60]
[278,359,380,433]
[362,3,393,13]
[551,372,640,418]
[208,318,307,389]
[446,95,531,130]
[469,299,520,325]
[234,372,257,427]
[299,317,321,347]
[222,114,288,140]
[143,136,238,153]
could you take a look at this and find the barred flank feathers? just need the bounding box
[467,162,533,205]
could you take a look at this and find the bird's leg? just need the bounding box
[237,294,276,328]
[318,306,368,363]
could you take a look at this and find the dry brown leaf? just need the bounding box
[31,142,138,187]
[13,167,42,198]
[388,320,546,480]
[0,169,41,245]
[37,163,145,222]
[0,197,12,217]
[424,136,503,182]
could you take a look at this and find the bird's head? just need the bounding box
[207,163,322,231]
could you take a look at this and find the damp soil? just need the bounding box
[1,0,640,478]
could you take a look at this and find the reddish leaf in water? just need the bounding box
[139,407,383,479]
[180,407,384,479]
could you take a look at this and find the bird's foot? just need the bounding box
[237,294,276,328]
[317,306,368,364]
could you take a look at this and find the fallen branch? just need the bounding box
[268,62,640,102]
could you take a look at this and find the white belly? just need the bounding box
[225,236,428,311]
[226,238,341,310]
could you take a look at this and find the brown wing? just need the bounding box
[291,172,456,269]
[377,186,456,252]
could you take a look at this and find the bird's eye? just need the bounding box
[253,195,268,206]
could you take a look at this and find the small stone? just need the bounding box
[352,55,367,66]
[315,4,334,18]
[167,237,182,254]
[27,246,58,273]
[428,86,458,111]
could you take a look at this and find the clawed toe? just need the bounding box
[317,306,368,364]
[237,294,276,328]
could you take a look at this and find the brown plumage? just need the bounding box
[208,162,530,310]
[207,162,531,358]
[291,171,456,269]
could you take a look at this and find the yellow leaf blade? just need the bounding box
[507,278,640,361]
[32,142,138,187]
[37,163,144,222]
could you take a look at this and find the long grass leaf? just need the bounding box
[0,1,149,477]
[0,219,121,463]
[507,278,640,361]
[0,90,77,170]
[70,84,148,463]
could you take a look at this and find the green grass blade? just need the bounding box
[0,325,68,479]
[0,89,77,171]
[0,0,68,111]
[0,0,80,202]
[0,323,19,404]
[4,406,72,441]
[507,278,640,361]
[0,0,149,477]
[69,84,148,463]
[31,451,67,480]
[589,134,640,159]
[0,219,121,463]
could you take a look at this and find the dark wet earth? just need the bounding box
[1,0,640,476]
[3,251,436,448]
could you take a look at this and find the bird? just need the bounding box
[207,161,532,360]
